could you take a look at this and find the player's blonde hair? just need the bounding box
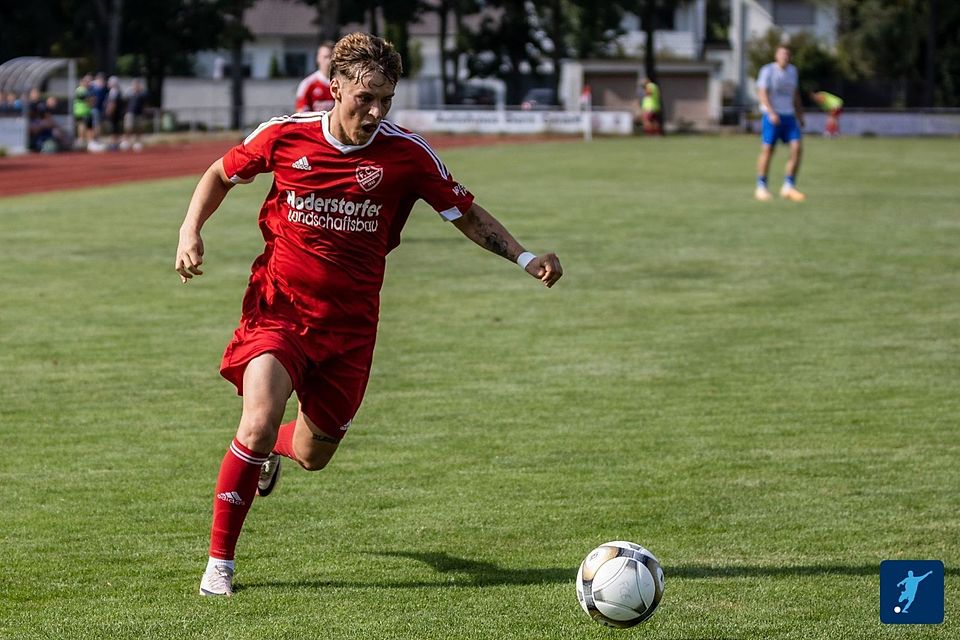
[331,33,403,86]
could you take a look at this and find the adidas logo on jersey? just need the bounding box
[292,156,312,171]
[216,491,245,506]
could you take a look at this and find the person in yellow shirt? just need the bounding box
[640,77,662,136]
[812,91,843,138]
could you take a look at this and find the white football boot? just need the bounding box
[780,184,806,202]
[199,563,234,596]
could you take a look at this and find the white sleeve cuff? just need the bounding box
[438,206,463,221]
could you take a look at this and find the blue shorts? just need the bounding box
[761,113,802,146]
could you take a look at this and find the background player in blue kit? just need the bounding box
[754,44,806,202]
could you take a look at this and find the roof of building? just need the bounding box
[244,0,491,38]
[245,0,317,37]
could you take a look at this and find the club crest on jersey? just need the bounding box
[356,162,383,191]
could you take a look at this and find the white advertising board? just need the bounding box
[393,109,634,136]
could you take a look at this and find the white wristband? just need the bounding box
[516,251,536,270]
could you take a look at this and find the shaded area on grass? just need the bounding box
[240,551,958,592]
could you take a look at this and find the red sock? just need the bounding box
[272,420,299,462]
[208,438,269,560]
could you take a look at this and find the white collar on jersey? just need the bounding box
[321,111,381,154]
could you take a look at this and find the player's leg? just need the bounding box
[829,109,841,137]
[780,137,804,202]
[755,114,776,201]
[201,353,293,596]
[755,146,774,201]
[290,409,342,470]
[271,334,375,473]
[778,116,805,201]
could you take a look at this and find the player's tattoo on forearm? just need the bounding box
[482,232,509,258]
[473,215,510,258]
[311,433,339,444]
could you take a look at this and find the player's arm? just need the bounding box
[175,158,237,283]
[451,202,563,288]
[757,87,778,124]
[793,89,804,128]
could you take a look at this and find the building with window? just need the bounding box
[560,1,837,128]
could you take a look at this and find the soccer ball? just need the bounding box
[575,540,664,628]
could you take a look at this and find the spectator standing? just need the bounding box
[103,76,124,148]
[73,74,95,149]
[89,73,108,139]
[123,78,148,151]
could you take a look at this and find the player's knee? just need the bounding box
[236,411,282,451]
[297,452,332,472]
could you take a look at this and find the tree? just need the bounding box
[122,0,228,107]
[382,0,424,78]
[422,0,481,104]
[627,0,680,82]
[297,0,341,42]
[219,0,256,130]
[338,0,422,75]
[833,0,960,107]
[0,0,84,62]
[93,0,124,74]
[566,1,625,59]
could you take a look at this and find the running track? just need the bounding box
[0,135,568,198]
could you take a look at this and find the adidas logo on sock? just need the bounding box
[292,156,312,171]
[216,491,245,505]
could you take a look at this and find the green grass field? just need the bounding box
[1,135,958,639]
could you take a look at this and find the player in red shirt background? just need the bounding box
[175,32,563,597]
[295,42,335,112]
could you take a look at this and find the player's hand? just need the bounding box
[768,112,780,126]
[525,252,563,288]
[175,230,205,283]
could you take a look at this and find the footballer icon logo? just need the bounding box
[356,162,383,191]
[880,560,944,624]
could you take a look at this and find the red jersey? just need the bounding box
[295,71,334,112]
[221,112,475,333]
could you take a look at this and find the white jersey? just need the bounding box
[757,63,799,116]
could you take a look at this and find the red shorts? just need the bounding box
[220,314,376,440]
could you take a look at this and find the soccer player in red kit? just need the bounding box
[175,33,563,596]
[295,42,335,112]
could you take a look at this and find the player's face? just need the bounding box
[775,47,790,68]
[330,71,395,145]
[317,46,332,75]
